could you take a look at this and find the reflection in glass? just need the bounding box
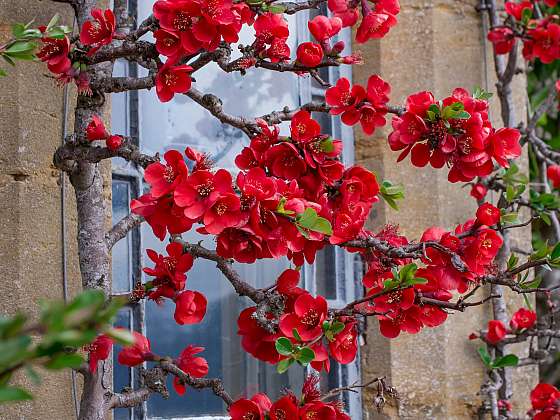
[112,180,132,293]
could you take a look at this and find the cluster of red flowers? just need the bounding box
[87,332,209,395]
[229,375,350,420]
[529,383,560,420]
[143,242,208,325]
[388,88,522,182]
[86,115,123,150]
[327,0,400,43]
[238,269,358,371]
[358,204,505,338]
[488,1,560,64]
[479,307,537,344]
[132,112,380,267]
[326,75,390,135]
[152,0,254,101]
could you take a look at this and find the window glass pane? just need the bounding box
[114,308,133,420]
[315,246,338,300]
[112,180,132,293]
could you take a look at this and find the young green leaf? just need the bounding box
[276,357,294,374]
[275,337,294,356]
[491,354,519,369]
[0,386,33,402]
[477,346,492,368]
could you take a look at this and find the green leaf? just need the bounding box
[46,14,60,31]
[473,87,493,101]
[0,386,32,402]
[398,263,418,282]
[5,41,36,55]
[507,254,519,270]
[520,276,542,290]
[551,242,560,260]
[492,354,519,368]
[521,6,533,24]
[0,68,6,77]
[330,321,345,336]
[276,357,294,374]
[477,346,492,368]
[24,366,41,386]
[295,347,315,365]
[296,208,332,235]
[268,5,286,13]
[275,338,294,356]
[0,313,27,339]
[292,328,302,342]
[0,336,32,367]
[406,277,428,286]
[104,328,134,346]
[319,137,334,153]
[44,353,84,370]
[276,197,295,216]
[12,23,26,38]
[500,211,520,225]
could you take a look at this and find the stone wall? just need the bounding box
[0,2,81,419]
[354,0,537,418]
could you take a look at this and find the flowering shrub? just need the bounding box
[3,0,560,418]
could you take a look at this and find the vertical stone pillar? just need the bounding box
[354,0,537,418]
[0,2,82,419]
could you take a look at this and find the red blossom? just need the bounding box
[269,395,299,419]
[36,34,72,74]
[237,307,281,364]
[510,307,537,330]
[487,27,516,55]
[356,11,397,43]
[279,293,328,341]
[106,135,123,151]
[145,150,189,198]
[118,331,152,367]
[308,15,342,42]
[296,42,324,67]
[475,202,500,227]
[486,320,507,344]
[155,61,193,103]
[328,322,358,364]
[488,127,522,168]
[173,345,209,395]
[547,165,560,189]
[470,183,488,200]
[229,398,263,420]
[86,115,109,141]
[265,142,307,180]
[80,9,116,55]
[174,169,233,220]
[86,334,113,373]
[531,383,560,411]
[505,1,533,20]
[174,290,207,325]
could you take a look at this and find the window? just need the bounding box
[111,2,362,418]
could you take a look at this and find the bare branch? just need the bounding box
[106,213,144,249]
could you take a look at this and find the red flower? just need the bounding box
[276,269,300,295]
[143,242,194,292]
[300,402,337,419]
[80,9,116,55]
[297,42,324,67]
[37,35,72,74]
[279,293,327,341]
[487,27,516,55]
[544,0,558,5]
[505,1,533,20]
[229,399,263,420]
[525,22,560,64]
[155,61,193,103]
[476,202,500,227]
[367,74,391,107]
[254,13,289,44]
[378,307,423,338]
[106,135,123,151]
[174,291,207,325]
[547,165,560,189]
[308,15,342,42]
[326,77,366,118]
[86,115,109,141]
[174,169,233,220]
[217,227,267,264]
[154,29,182,57]
[264,38,291,62]
[153,0,203,53]
[356,11,397,43]
[237,168,276,200]
[489,128,521,167]
[328,322,358,364]
[118,331,152,366]
[86,334,113,372]
[237,306,281,363]
[203,193,243,234]
[486,320,507,344]
[173,345,209,395]
[290,110,321,143]
[509,308,536,330]
[145,150,189,198]
[531,383,560,410]
[270,395,299,420]
[470,183,488,200]
[359,104,387,135]
[265,143,307,180]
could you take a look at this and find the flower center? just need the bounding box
[173,11,193,31]
[164,165,176,183]
[215,202,228,216]
[164,72,178,87]
[163,256,177,271]
[301,309,319,327]
[197,181,214,198]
